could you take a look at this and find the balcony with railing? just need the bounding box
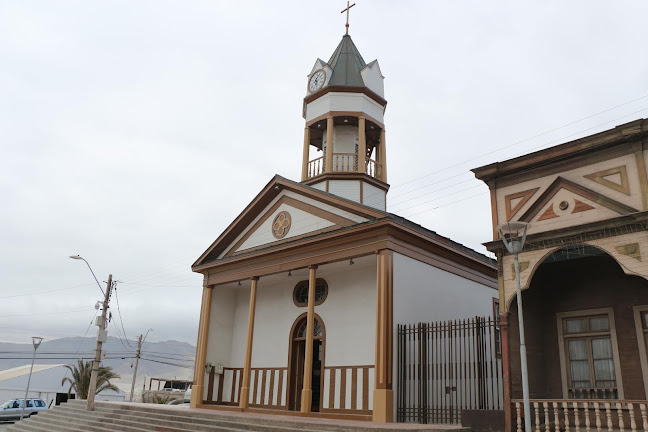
[306,153,383,180]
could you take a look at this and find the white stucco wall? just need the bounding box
[328,180,360,203]
[362,181,386,211]
[391,252,497,418]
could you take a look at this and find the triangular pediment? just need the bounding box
[519,177,638,224]
[192,176,386,269]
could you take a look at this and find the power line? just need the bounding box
[140,357,195,370]
[113,283,133,349]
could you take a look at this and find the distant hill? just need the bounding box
[0,337,196,397]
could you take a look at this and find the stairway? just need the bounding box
[5,399,468,432]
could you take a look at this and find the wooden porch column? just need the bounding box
[325,116,334,173]
[239,277,259,410]
[300,265,318,413]
[358,116,366,174]
[378,129,388,182]
[373,250,393,422]
[190,283,213,407]
[301,126,310,181]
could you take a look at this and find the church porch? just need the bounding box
[192,253,392,421]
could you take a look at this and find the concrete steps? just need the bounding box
[5,400,469,432]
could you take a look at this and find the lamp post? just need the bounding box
[20,337,43,422]
[497,221,530,432]
[70,255,112,411]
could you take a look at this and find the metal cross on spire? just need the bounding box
[341,1,356,35]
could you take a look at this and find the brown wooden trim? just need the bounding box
[193,175,387,267]
[230,370,237,404]
[268,369,275,406]
[472,119,647,184]
[224,196,357,258]
[350,368,357,410]
[324,364,374,369]
[306,111,384,130]
[200,220,496,287]
[374,250,393,391]
[359,181,364,204]
[635,144,648,210]
[328,369,335,409]
[490,186,499,241]
[302,172,389,192]
[217,371,224,403]
[277,369,284,407]
[304,85,387,108]
[362,367,369,411]
[207,366,215,401]
[252,370,259,405]
[340,367,347,409]
[292,278,328,307]
[519,176,639,222]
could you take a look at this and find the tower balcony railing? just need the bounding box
[307,153,383,180]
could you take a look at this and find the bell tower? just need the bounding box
[300,33,389,211]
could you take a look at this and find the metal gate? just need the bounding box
[397,317,503,424]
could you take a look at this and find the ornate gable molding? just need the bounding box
[519,176,638,223]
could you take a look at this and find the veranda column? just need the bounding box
[239,277,259,409]
[373,250,393,422]
[325,116,334,173]
[190,283,213,407]
[358,116,366,174]
[301,126,310,181]
[378,129,388,182]
[300,265,318,413]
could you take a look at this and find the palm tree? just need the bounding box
[61,359,120,399]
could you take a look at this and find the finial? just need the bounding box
[341,1,356,35]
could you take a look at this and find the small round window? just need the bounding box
[293,278,328,307]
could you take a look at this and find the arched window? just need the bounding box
[294,318,323,339]
[292,278,328,307]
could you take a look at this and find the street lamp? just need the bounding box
[497,221,530,432]
[70,254,112,411]
[20,337,43,422]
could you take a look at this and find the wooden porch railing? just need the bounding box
[322,365,374,414]
[333,153,357,172]
[366,158,381,178]
[207,367,287,409]
[513,400,648,432]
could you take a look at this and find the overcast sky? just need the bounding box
[1,1,647,347]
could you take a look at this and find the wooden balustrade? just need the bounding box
[306,153,384,180]
[307,156,324,178]
[206,367,287,409]
[514,400,648,432]
[322,365,374,414]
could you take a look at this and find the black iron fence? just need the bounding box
[397,317,503,424]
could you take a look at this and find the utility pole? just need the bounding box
[129,334,143,402]
[87,274,112,411]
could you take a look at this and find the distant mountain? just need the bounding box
[0,337,196,397]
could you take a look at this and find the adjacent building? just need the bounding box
[473,119,648,431]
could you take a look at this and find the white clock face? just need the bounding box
[309,70,326,93]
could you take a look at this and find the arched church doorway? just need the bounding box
[287,312,325,412]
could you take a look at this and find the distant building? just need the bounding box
[0,364,125,406]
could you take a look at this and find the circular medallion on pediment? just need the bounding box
[272,211,291,239]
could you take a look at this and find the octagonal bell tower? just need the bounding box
[300,34,388,211]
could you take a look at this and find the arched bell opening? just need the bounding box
[508,244,648,403]
[286,312,326,412]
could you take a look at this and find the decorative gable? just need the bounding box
[517,177,638,230]
[224,195,359,257]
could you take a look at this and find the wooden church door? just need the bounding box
[288,315,325,412]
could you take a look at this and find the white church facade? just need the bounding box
[189,32,498,423]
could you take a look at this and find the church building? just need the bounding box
[189,27,498,423]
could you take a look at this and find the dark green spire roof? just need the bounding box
[326,35,367,87]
